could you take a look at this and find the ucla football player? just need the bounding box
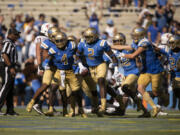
[47,32,87,118]
[156,33,172,110]
[156,35,180,111]
[162,35,180,109]
[110,32,151,117]
[26,26,60,113]
[76,27,120,115]
[111,27,163,117]
[166,35,180,110]
[68,35,100,114]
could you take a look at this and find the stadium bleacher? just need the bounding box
[0,0,179,43]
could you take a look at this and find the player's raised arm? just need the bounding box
[111,45,132,51]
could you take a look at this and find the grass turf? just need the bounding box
[0,107,180,135]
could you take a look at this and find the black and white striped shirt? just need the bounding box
[0,38,17,65]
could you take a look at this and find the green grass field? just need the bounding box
[0,107,180,135]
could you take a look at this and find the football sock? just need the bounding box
[143,92,156,109]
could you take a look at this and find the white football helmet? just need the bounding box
[40,23,53,36]
[161,33,172,45]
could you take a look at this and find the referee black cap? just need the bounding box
[8,28,21,35]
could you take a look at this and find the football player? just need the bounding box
[68,35,100,114]
[47,32,87,118]
[29,23,52,115]
[155,33,173,115]
[168,35,180,110]
[111,27,163,117]
[76,27,121,115]
[109,32,151,117]
[26,26,60,113]
[160,35,180,110]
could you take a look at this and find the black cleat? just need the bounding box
[5,111,19,116]
[33,104,43,115]
[138,111,151,118]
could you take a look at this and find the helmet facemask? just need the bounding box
[54,32,67,49]
[48,27,60,43]
[131,27,146,44]
[84,28,98,44]
[113,33,126,45]
[168,35,180,52]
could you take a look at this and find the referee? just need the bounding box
[0,28,20,116]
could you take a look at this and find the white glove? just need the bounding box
[109,63,114,69]
[78,62,88,74]
[117,53,125,58]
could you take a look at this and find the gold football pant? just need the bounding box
[52,69,80,92]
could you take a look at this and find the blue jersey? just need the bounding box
[115,50,139,76]
[77,39,111,67]
[131,41,138,50]
[48,41,76,70]
[41,39,56,50]
[137,38,163,74]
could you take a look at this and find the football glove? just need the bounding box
[78,62,88,74]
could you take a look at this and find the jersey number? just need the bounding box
[61,54,68,65]
[88,48,94,60]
